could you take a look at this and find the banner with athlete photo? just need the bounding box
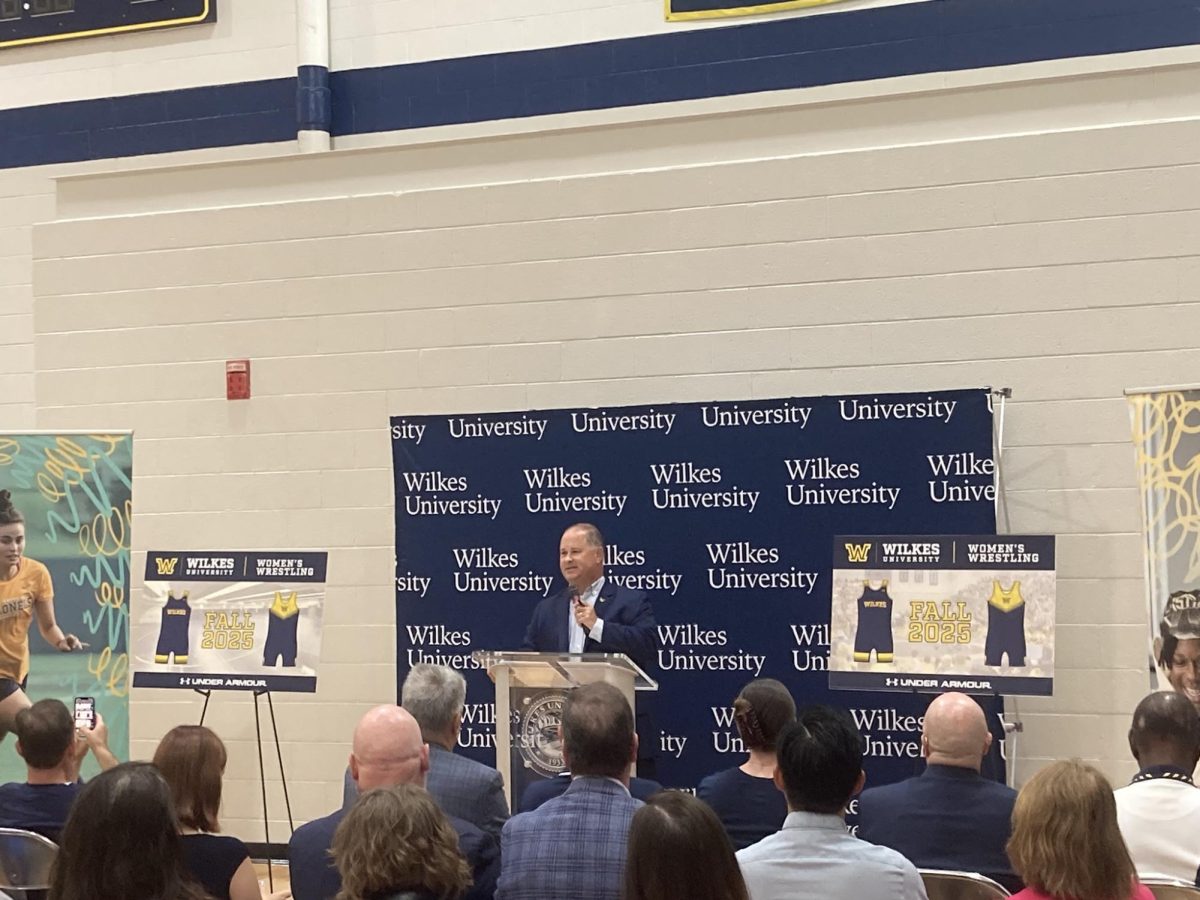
[0,433,133,784]
[1128,387,1200,704]
[131,551,327,692]
[829,535,1055,696]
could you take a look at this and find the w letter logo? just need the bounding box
[155,557,179,576]
[844,543,872,563]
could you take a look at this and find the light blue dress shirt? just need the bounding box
[736,810,929,900]
[568,576,605,653]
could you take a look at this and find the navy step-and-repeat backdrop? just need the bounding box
[391,388,1003,795]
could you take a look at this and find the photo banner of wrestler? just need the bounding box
[1128,387,1200,711]
[391,388,1006,797]
[0,432,133,784]
[131,551,327,693]
[828,535,1055,696]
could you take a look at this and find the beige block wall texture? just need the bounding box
[6,16,1200,841]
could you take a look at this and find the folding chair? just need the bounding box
[919,869,1011,900]
[1143,881,1200,900]
[0,828,57,900]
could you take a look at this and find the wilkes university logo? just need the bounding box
[155,557,180,576]
[844,542,872,564]
[517,692,567,777]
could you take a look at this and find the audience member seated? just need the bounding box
[0,698,117,841]
[331,784,472,900]
[1115,691,1200,885]
[154,724,290,900]
[735,705,927,900]
[624,790,750,900]
[1007,759,1152,900]
[48,762,210,900]
[697,678,794,850]
[518,770,662,811]
[857,691,1018,889]
[497,682,643,900]
[344,664,508,838]
[290,706,497,900]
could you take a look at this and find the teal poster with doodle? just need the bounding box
[0,433,132,782]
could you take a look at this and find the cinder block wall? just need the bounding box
[30,78,1200,834]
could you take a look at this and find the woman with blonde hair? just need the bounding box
[1007,759,1152,900]
[154,725,289,900]
[332,784,471,900]
[697,678,796,849]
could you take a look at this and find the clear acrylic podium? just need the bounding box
[474,650,657,809]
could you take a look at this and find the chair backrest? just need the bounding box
[0,828,57,890]
[919,869,1011,900]
[1145,881,1200,900]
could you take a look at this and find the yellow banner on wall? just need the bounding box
[666,0,853,21]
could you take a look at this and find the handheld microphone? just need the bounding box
[571,588,589,638]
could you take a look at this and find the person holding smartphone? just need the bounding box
[0,489,86,744]
[0,697,117,841]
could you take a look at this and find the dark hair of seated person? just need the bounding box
[776,705,865,813]
[14,699,75,769]
[48,761,212,900]
[331,784,472,900]
[623,790,750,900]
[732,679,796,751]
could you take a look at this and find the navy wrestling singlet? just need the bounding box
[853,581,894,663]
[154,592,191,664]
[984,580,1026,667]
[263,591,300,667]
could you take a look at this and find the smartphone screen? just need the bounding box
[73,696,95,731]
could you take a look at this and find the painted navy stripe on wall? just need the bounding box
[2,0,1199,170]
[0,77,294,169]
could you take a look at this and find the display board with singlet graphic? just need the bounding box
[829,535,1055,696]
[131,551,327,692]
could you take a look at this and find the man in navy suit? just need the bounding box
[290,705,499,900]
[497,682,644,900]
[342,664,509,838]
[856,692,1018,890]
[522,522,658,773]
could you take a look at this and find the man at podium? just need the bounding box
[521,522,658,774]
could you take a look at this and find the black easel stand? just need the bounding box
[195,689,295,891]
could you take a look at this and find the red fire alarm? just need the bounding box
[226,359,251,400]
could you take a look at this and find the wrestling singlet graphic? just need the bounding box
[853,581,894,663]
[154,592,192,664]
[984,580,1027,667]
[263,591,300,667]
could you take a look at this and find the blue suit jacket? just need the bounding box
[497,777,642,900]
[288,804,499,900]
[517,772,662,812]
[521,579,656,676]
[856,764,1019,889]
[343,745,509,838]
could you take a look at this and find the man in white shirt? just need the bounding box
[736,704,928,900]
[1115,690,1200,885]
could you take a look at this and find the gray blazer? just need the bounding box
[343,743,509,838]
